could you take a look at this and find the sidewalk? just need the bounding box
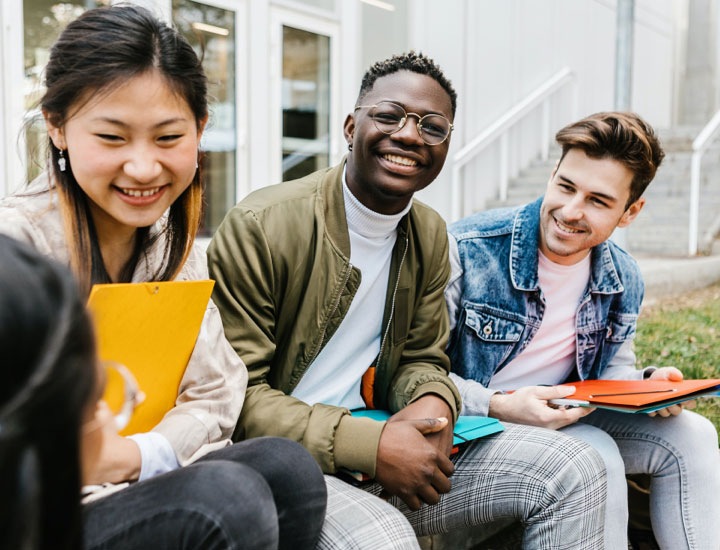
[636,253,720,304]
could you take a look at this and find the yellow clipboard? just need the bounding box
[87,280,214,435]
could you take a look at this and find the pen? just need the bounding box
[588,388,678,398]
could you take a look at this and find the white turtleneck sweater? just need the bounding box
[291,173,412,410]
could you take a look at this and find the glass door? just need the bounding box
[271,8,339,184]
[173,0,242,237]
[22,0,103,182]
[281,25,331,181]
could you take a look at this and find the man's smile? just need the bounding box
[382,153,418,167]
[553,216,586,234]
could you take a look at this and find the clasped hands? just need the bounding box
[374,395,455,511]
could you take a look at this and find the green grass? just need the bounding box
[634,283,720,433]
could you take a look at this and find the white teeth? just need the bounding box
[120,187,161,198]
[383,154,417,167]
[556,219,582,233]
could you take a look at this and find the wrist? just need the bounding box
[642,367,656,379]
[488,391,507,419]
[112,437,142,482]
[409,393,452,418]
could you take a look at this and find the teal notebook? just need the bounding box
[338,410,504,484]
[351,409,505,446]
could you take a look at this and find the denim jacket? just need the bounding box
[445,198,650,415]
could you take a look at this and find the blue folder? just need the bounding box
[351,409,504,446]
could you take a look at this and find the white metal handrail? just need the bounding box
[450,67,576,221]
[688,108,720,255]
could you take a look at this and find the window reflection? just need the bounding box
[282,26,330,182]
[173,0,237,237]
[23,0,103,181]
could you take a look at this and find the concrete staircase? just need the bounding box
[484,127,720,257]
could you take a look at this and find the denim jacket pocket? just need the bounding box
[462,304,524,343]
[604,312,637,343]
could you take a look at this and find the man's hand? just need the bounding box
[488,385,594,429]
[646,367,695,417]
[389,395,455,455]
[374,416,454,511]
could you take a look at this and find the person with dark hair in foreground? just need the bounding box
[0,234,97,550]
[209,51,608,549]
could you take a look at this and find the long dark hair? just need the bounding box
[40,4,208,295]
[0,234,97,550]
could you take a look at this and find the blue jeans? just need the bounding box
[563,409,720,550]
[83,437,326,550]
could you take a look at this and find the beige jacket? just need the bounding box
[0,173,247,465]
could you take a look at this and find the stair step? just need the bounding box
[486,134,720,256]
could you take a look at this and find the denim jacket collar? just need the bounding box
[510,198,625,296]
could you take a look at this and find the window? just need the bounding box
[281,25,330,181]
[23,0,103,181]
[174,0,238,236]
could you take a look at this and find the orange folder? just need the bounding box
[554,378,720,413]
[87,280,214,435]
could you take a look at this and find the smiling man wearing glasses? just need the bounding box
[354,101,454,146]
[208,52,608,549]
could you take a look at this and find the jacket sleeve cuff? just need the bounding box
[127,432,179,481]
[599,364,651,380]
[333,414,385,477]
[153,410,220,465]
[409,380,460,422]
[448,372,497,417]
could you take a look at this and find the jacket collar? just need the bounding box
[320,157,410,257]
[321,160,353,257]
[510,197,624,295]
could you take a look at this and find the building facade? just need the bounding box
[0,0,689,228]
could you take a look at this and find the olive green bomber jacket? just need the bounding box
[207,161,461,476]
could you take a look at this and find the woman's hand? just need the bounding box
[81,401,142,485]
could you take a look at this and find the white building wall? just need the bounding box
[633,0,677,125]
[0,0,682,221]
[411,0,678,221]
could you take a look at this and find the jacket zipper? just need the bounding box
[376,234,409,370]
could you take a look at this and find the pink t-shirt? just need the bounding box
[489,251,591,390]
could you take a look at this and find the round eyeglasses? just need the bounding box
[84,361,144,433]
[354,101,454,146]
[103,362,144,431]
